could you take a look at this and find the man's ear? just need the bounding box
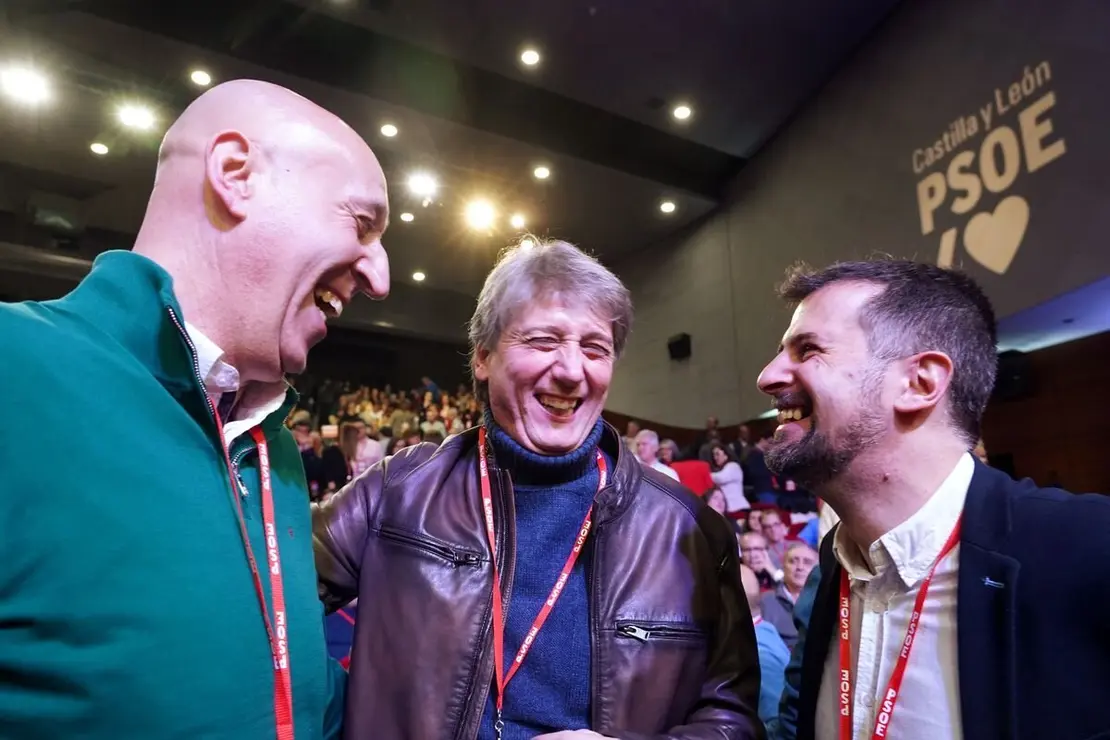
[893,350,954,414]
[203,130,254,226]
[472,346,491,383]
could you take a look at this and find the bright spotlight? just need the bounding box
[89,142,109,156]
[380,123,398,138]
[672,104,692,121]
[412,271,426,282]
[118,103,155,131]
[510,213,526,230]
[1,66,50,106]
[533,165,550,180]
[407,172,438,198]
[519,238,536,250]
[659,200,677,214]
[190,70,212,87]
[465,199,496,230]
[520,49,541,67]
[399,212,414,222]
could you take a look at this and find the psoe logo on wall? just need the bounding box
[912,61,1066,275]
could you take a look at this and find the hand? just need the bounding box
[533,732,612,740]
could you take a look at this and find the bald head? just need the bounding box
[135,79,391,384]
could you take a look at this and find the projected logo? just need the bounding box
[911,60,1066,275]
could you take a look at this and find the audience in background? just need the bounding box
[741,564,789,725]
[710,442,749,511]
[634,429,680,481]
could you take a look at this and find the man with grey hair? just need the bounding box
[634,428,680,481]
[314,238,761,739]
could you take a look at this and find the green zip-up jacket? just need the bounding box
[0,251,345,738]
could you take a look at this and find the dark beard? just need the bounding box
[765,380,886,490]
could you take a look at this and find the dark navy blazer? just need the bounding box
[775,461,1110,740]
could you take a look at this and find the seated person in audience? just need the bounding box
[743,437,778,504]
[313,239,761,739]
[740,531,783,591]
[745,508,764,535]
[759,509,790,568]
[634,428,680,481]
[421,404,449,439]
[758,259,1110,740]
[759,542,818,651]
[659,437,681,466]
[741,564,789,726]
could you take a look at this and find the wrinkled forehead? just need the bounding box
[504,293,614,343]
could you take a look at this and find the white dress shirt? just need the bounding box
[185,322,287,449]
[816,453,974,740]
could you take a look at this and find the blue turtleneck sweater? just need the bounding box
[478,413,609,739]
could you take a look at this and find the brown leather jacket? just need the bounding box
[312,423,763,739]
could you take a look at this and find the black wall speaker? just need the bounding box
[992,350,1036,401]
[667,333,692,361]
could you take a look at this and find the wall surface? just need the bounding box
[608,0,1110,426]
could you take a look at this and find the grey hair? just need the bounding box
[634,429,660,447]
[468,237,634,404]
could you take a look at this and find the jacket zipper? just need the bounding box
[166,307,251,514]
[615,622,706,643]
[378,525,482,568]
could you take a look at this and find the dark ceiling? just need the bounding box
[0,0,903,304]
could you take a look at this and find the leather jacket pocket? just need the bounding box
[377,523,483,568]
[615,621,708,644]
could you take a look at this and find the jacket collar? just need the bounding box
[60,250,296,434]
[456,417,642,525]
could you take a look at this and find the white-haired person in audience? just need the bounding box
[634,428,680,481]
[313,238,761,739]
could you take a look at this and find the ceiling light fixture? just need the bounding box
[510,213,526,230]
[407,172,438,198]
[520,48,541,67]
[532,165,551,180]
[659,200,677,214]
[380,123,398,138]
[0,66,51,106]
[465,199,496,230]
[672,104,692,121]
[118,103,156,131]
[519,238,536,250]
[412,271,426,282]
[399,212,414,222]
[89,142,109,156]
[190,70,212,87]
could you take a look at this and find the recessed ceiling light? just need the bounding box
[0,66,50,106]
[399,212,414,222]
[190,70,212,87]
[118,103,155,131]
[412,271,426,282]
[510,213,526,230]
[465,199,496,230]
[520,48,541,67]
[380,123,398,138]
[407,172,438,198]
[520,238,535,250]
[659,200,677,214]
[89,142,109,156]
[672,104,692,121]
[533,165,551,180]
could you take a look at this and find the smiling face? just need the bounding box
[217,130,390,380]
[756,281,891,489]
[473,295,615,455]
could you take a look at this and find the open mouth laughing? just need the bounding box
[313,286,345,320]
[536,393,584,419]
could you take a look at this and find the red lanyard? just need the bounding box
[838,517,962,740]
[477,427,607,739]
[213,416,295,740]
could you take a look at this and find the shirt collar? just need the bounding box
[184,321,240,398]
[834,452,974,588]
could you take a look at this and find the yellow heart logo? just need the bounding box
[963,195,1029,275]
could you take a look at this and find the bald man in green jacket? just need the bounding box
[0,79,390,738]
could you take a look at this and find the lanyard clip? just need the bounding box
[494,709,504,740]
